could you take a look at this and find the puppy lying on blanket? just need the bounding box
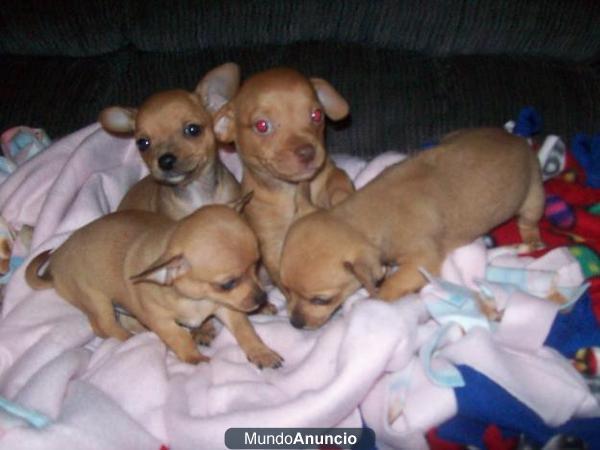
[25,198,283,368]
[100,62,241,220]
[214,67,355,286]
[280,128,544,329]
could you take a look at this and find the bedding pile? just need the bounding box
[0,123,598,450]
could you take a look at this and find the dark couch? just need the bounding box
[1,0,599,157]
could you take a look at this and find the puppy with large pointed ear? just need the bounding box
[211,67,355,289]
[97,63,242,221]
[213,68,349,182]
[100,62,240,136]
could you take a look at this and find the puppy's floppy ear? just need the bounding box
[343,252,385,298]
[130,254,191,286]
[309,78,349,121]
[293,182,319,220]
[213,103,236,143]
[99,106,137,134]
[228,191,253,213]
[195,62,241,114]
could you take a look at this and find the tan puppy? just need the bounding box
[25,199,283,368]
[280,128,544,329]
[100,62,241,220]
[214,67,355,286]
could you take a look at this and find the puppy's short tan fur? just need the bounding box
[25,200,283,368]
[100,63,241,221]
[214,68,355,286]
[280,128,544,329]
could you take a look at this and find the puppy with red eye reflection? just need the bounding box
[213,67,355,288]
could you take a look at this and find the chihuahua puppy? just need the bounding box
[280,128,544,329]
[100,62,241,220]
[214,67,355,286]
[25,198,283,368]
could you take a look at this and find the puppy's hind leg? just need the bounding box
[83,291,131,341]
[517,167,545,250]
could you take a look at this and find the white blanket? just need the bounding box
[0,124,596,450]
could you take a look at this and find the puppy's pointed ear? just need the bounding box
[195,62,241,114]
[293,182,319,220]
[310,78,349,121]
[213,103,236,143]
[130,254,190,286]
[343,252,385,298]
[228,191,253,213]
[99,106,137,134]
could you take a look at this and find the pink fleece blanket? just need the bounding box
[0,124,596,450]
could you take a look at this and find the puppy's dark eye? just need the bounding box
[310,296,332,306]
[184,123,202,137]
[136,138,151,152]
[220,277,240,291]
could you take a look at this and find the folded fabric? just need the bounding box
[0,127,51,185]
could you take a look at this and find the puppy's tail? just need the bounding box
[25,250,54,290]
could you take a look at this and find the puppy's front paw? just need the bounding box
[180,350,210,365]
[247,347,284,369]
[376,268,426,302]
[376,281,411,302]
[192,321,218,346]
[257,301,278,315]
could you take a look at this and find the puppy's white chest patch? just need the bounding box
[178,179,216,210]
[175,298,216,328]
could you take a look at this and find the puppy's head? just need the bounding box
[99,62,240,186]
[280,211,385,329]
[214,67,349,182]
[130,195,266,312]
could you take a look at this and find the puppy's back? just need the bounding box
[48,211,172,299]
[339,128,540,248]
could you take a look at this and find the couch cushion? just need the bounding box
[0,53,126,134]
[2,45,598,157]
[125,0,600,62]
[0,0,127,56]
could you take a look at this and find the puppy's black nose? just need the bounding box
[294,145,316,164]
[158,153,177,171]
[290,314,305,329]
[254,290,267,305]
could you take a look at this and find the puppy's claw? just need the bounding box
[247,348,284,369]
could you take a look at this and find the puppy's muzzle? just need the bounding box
[158,153,177,172]
[294,145,316,164]
[290,314,306,329]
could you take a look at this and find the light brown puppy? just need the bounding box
[100,62,241,220]
[25,199,283,368]
[214,67,355,286]
[280,128,544,329]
